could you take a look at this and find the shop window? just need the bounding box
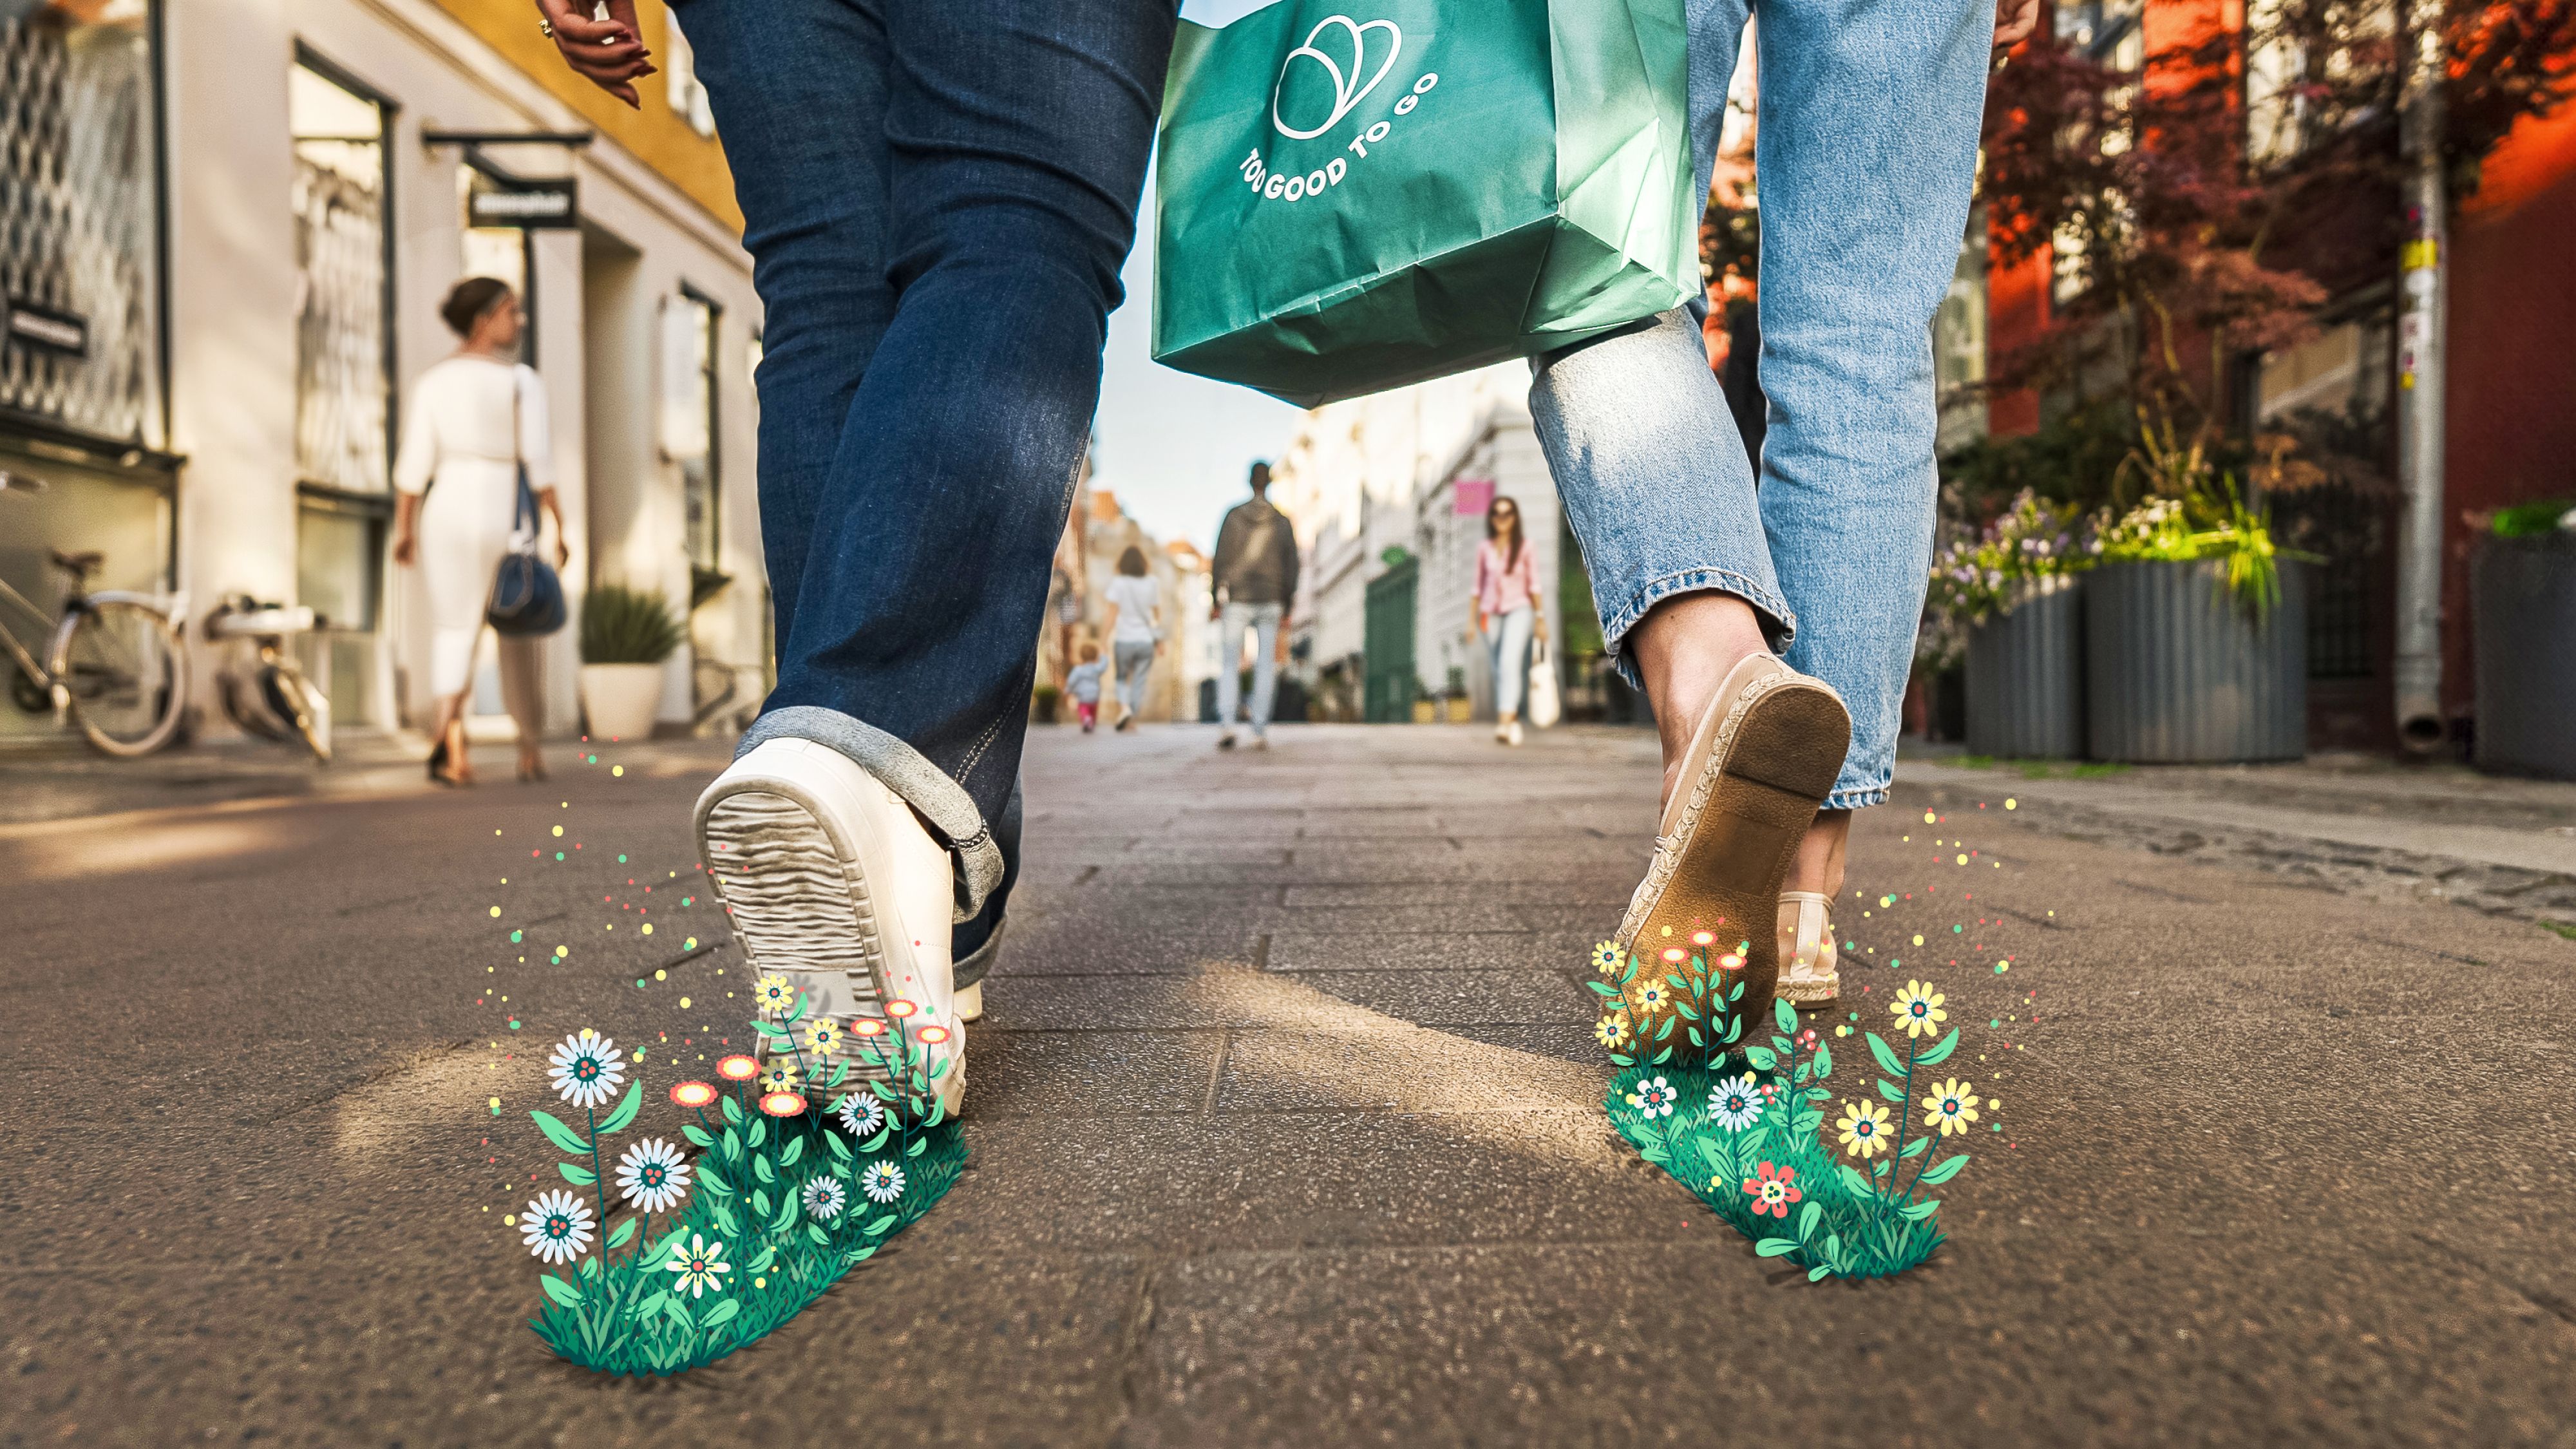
[663,17,715,138]
[290,57,392,494]
[662,288,720,573]
[457,162,536,366]
[0,0,164,447]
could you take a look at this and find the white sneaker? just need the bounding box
[1249,734,1269,750]
[694,738,965,1120]
[954,981,983,1023]
[1506,719,1524,747]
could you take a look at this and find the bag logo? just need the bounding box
[1271,16,1401,140]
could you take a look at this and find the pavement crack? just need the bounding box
[2112,877,2211,904]
[2357,933,2486,966]
[2412,1230,2576,1331]
[1107,1258,1167,1444]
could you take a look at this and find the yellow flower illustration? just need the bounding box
[755,974,799,1016]
[1922,1078,1980,1136]
[1836,1099,1892,1158]
[755,1059,799,1095]
[1594,1012,1632,1048]
[1590,940,1625,976]
[1630,979,1672,1016]
[1890,980,1947,1039]
[803,1018,844,1056]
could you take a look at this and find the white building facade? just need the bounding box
[0,0,762,749]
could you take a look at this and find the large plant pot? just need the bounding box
[580,662,665,742]
[2473,533,2576,779]
[2085,559,2307,763]
[1964,576,2085,759]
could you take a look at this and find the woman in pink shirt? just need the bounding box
[1473,495,1546,746]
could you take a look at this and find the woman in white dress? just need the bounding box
[392,278,568,785]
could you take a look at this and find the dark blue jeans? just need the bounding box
[672,0,1175,980]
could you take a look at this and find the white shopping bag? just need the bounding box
[1526,635,1561,729]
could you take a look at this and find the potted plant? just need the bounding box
[2084,480,2309,763]
[2472,498,2576,779]
[1443,666,1472,724]
[1030,683,1062,724]
[578,584,682,742]
[1933,489,2092,759]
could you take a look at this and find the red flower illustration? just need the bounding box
[1743,1161,1802,1218]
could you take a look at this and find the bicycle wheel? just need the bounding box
[62,599,188,756]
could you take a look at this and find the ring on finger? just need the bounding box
[538,17,554,37]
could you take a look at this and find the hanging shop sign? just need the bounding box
[5,298,89,359]
[466,175,579,230]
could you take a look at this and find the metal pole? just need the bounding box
[2391,0,2449,752]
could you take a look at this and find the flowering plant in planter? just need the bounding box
[2094,479,2306,614]
[1593,936,1978,1282]
[1926,488,2094,627]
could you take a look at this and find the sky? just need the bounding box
[1091,158,1306,553]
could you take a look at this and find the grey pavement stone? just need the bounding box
[1265,930,1600,973]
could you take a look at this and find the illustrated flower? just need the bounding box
[837,1092,886,1137]
[1837,1099,1893,1158]
[545,1032,626,1108]
[860,1161,907,1203]
[520,1189,595,1264]
[759,1090,808,1118]
[1707,1073,1763,1132]
[715,1054,760,1082]
[1660,947,1687,965]
[614,1137,691,1213]
[803,1018,844,1056]
[1625,1075,1678,1118]
[801,1175,847,1222]
[665,1231,730,1298]
[755,1059,800,1095]
[1717,952,1744,973]
[1891,980,1947,1039]
[668,1080,718,1109]
[1690,930,1715,949]
[916,1024,952,1047]
[754,974,799,1016]
[1922,1077,1981,1137]
[1593,1012,1632,1048]
[1591,940,1625,976]
[1743,1162,1801,1218]
[1630,979,1672,1016]
[1795,1027,1820,1050]
[884,999,918,1021]
[852,1019,887,1041]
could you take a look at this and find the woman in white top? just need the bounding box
[392,278,568,786]
[1101,545,1162,731]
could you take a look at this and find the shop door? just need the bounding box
[1363,556,1417,723]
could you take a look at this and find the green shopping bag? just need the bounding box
[1152,0,1696,407]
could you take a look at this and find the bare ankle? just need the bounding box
[1629,594,1770,804]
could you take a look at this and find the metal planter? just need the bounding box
[1964,577,2086,759]
[2472,533,2576,779]
[2085,559,2308,764]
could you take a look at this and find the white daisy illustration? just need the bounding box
[546,1032,626,1109]
[801,1175,847,1222]
[859,1160,907,1204]
[614,1137,691,1213]
[837,1092,886,1138]
[1707,1073,1763,1132]
[665,1231,730,1298]
[520,1189,594,1265]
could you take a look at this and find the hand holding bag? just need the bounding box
[1526,633,1562,730]
[488,370,566,637]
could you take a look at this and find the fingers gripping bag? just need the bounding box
[1153,0,1697,406]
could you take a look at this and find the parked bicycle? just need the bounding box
[0,469,191,756]
[206,596,332,763]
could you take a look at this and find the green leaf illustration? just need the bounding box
[781,1136,806,1168]
[1914,1028,1960,1067]
[748,1119,768,1150]
[1650,1045,1673,1066]
[751,1153,775,1186]
[752,1188,772,1217]
[607,1217,638,1250]
[1918,1153,1969,1185]
[1587,980,1620,998]
[539,1274,583,1308]
[807,1223,829,1245]
[1808,1264,1833,1282]
[1840,1166,1873,1197]
[1774,998,1798,1034]
[824,1128,853,1162]
[631,1290,670,1323]
[721,1094,744,1125]
[1900,1134,1931,1159]
[697,1171,733,1198]
[846,1245,879,1265]
[680,1124,715,1149]
[1796,1201,1821,1241]
[1900,1199,1942,1222]
[905,1135,927,1158]
[866,1214,898,1237]
[1877,1079,1908,1104]
[598,1080,644,1137]
[1792,1060,1811,1085]
[557,1162,598,1187]
[1812,1043,1832,1078]
[1754,1238,1801,1257]
[1744,1046,1777,1071]
[748,1245,777,1273]
[702,1298,742,1329]
[1866,1032,1905,1077]
[530,1110,590,1156]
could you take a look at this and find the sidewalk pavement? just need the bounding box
[1899,746,2576,928]
[0,731,612,829]
[6,723,2575,1445]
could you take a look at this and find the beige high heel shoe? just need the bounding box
[1777,891,1840,1010]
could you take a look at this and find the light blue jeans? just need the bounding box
[1217,601,1282,734]
[1484,605,1535,719]
[1528,0,1991,810]
[1113,639,1155,717]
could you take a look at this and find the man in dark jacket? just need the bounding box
[1209,461,1298,748]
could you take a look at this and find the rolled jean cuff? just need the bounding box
[1825,783,1890,812]
[951,914,1005,990]
[1600,566,1798,690]
[736,704,1005,924]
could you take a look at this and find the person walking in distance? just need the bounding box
[391,278,566,788]
[1102,545,1162,731]
[1065,642,1106,734]
[1209,461,1297,750]
[536,0,1179,1090]
[1473,494,1545,748]
[1531,0,2038,1025]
